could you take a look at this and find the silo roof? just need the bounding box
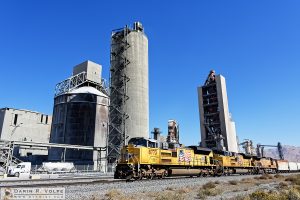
[69,86,108,97]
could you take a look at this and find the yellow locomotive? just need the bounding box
[114,137,279,180]
[115,137,216,179]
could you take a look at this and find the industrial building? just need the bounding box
[49,60,109,171]
[0,107,52,163]
[197,70,239,153]
[167,120,179,144]
[108,22,149,163]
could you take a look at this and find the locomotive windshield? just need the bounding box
[128,137,157,148]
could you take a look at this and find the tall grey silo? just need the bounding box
[108,22,149,163]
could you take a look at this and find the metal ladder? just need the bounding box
[0,140,22,173]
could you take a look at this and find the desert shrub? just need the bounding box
[285,176,297,182]
[154,191,184,200]
[241,178,253,183]
[268,175,274,179]
[249,190,280,200]
[259,175,268,180]
[91,194,101,200]
[294,185,300,192]
[198,182,221,200]
[241,186,300,200]
[177,187,191,194]
[286,175,300,185]
[229,180,238,185]
[105,189,122,200]
[248,189,300,200]
[259,174,272,180]
[293,179,300,186]
[197,188,222,200]
[228,195,250,200]
[278,182,289,188]
[202,181,216,189]
[274,174,284,179]
[286,188,300,200]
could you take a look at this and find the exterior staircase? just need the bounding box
[0,140,22,173]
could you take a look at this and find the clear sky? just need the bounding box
[1,1,300,147]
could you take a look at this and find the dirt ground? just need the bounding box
[98,173,300,200]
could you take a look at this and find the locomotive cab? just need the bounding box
[128,137,158,148]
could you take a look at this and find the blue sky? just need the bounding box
[0,1,300,147]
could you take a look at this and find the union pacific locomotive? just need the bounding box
[114,137,299,180]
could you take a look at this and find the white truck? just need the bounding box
[8,162,31,177]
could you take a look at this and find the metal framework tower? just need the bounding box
[198,70,239,152]
[256,142,284,160]
[199,70,224,150]
[108,26,131,164]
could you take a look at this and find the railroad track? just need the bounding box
[1,172,299,188]
[0,178,122,188]
[0,173,259,188]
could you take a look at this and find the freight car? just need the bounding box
[114,137,300,180]
[288,162,298,172]
[277,160,300,173]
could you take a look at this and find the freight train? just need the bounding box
[114,137,300,180]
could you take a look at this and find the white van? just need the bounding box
[8,162,31,177]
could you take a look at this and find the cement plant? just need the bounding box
[1,22,299,200]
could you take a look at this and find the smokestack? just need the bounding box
[153,128,160,141]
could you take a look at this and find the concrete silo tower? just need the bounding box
[108,22,149,163]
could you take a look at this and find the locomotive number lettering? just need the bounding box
[149,149,158,155]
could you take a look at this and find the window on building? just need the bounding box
[45,115,48,124]
[13,114,18,125]
[41,115,44,123]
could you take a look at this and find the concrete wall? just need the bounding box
[228,119,239,153]
[216,75,230,150]
[0,108,52,159]
[197,87,206,147]
[216,75,238,153]
[0,108,51,143]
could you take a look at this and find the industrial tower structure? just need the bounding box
[167,120,179,144]
[108,22,149,164]
[198,70,238,152]
[49,61,109,171]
